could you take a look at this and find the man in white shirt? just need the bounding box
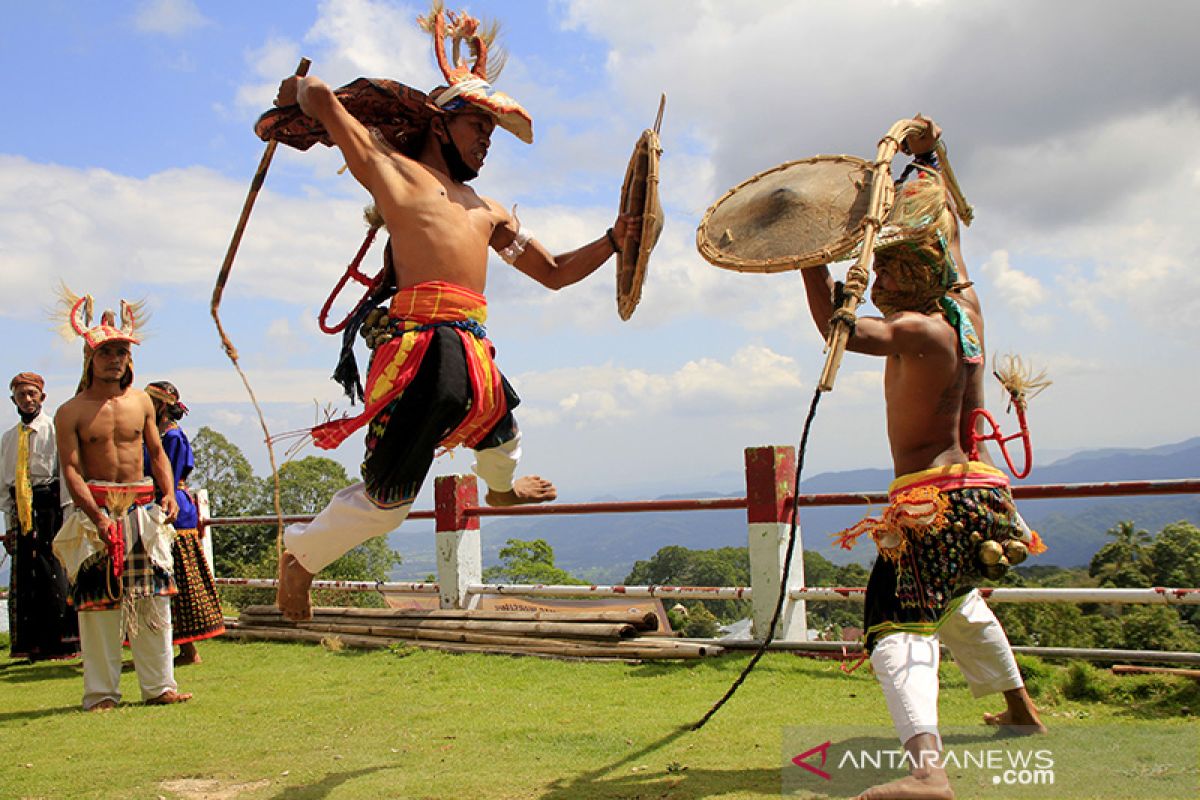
[1,372,78,660]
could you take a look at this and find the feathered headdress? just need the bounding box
[54,283,148,390]
[255,3,533,151]
[418,2,532,144]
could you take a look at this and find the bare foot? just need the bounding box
[146,689,193,706]
[276,551,314,622]
[983,687,1047,734]
[86,699,118,712]
[854,769,955,799]
[174,649,202,666]
[983,708,1047,735]
[485,475,557,507]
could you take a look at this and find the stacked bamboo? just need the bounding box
[225,605,724,662]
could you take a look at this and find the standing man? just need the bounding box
[261,7,636,621]
[52,295,191,710]
[1,372,78,661]
[798,120,1044,799]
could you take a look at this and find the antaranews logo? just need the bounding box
[784,723,1200,799]
[786,738,1055,794]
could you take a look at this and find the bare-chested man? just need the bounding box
[799,120,1044,799]
[53,316,192,711]
[268,8,636,621]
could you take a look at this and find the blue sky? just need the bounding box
[2,0,1198,508]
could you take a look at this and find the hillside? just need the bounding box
[390,437,1200,582]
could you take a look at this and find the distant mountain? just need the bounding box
[384,438,1200,581]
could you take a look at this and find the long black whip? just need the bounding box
[692,385,823,729]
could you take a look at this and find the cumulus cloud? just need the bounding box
[518,345,819,430]
[0,155,376,317]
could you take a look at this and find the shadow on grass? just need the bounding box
[533,724,779,799]
[539,765,782,799]
[269,765,401,799]
[0,660,81,683]
[0,704,83,723]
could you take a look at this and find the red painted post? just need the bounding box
[434,474,482,610]
[745,446,807,640]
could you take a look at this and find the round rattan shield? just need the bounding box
[616,98,666,321]
[696,155,874,273]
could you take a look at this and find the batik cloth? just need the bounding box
[52,480,176,614]
[6,483,79,660]
[311,281,519,508]
[168,529,225,644]
[832,462,1045,650]
[145,426,224,644]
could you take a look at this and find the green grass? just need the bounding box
[1,635,1197,799]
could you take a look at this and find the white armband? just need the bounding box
[499,226,533,265]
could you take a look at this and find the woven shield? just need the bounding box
[616,101,666,321]
[696,155,874,273]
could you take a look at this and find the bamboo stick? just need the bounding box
[239,605,659,630]
[225,623,715,660]
[239,613,637,640]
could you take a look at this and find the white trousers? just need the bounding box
[77,597,176,709]
[284,435,521,574]
[870,590,1024,748]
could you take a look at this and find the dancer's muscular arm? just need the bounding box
[55,401,108,531]
[799,265,942,357]
[274,75,416,203]
[492,206,641,290]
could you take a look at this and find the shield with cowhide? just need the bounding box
[696,155,876,273]
[616,96,666,321]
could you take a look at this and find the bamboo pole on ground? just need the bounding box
[224,622,718,660]
[240,605,659,630]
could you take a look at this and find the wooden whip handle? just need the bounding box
[817,118,929,392]
[211,56,312,360]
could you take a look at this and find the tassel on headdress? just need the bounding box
[418,2,532,143]
[992,354,1051,413]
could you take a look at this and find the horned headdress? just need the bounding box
[55,284,148,391]
[419,2,531,143]
[254,3,532,150]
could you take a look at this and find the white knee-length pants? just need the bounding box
[284,434,521,574]
[869,590,1024,748]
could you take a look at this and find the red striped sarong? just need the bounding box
[312,281,508,451]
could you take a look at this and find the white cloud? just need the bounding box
[0,155,378,316]
[517,344,813,430]
[132,0,210,36]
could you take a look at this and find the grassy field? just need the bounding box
[2,634,1197,800]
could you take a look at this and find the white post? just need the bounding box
[434,474,481,609]
[745,446,807,641]
[195,488,216,578]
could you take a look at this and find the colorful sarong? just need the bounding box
[169,529,225,644]
[312,281,509,452]
[832,462,1046,650]
[52,480,176,614]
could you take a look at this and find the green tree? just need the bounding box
[1146,521,1200,631]
[626,545,751,622]
[482,538,584,585]
[1146,522,1200,587]
[190,426,268,574]
[1089,521,1153,588]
